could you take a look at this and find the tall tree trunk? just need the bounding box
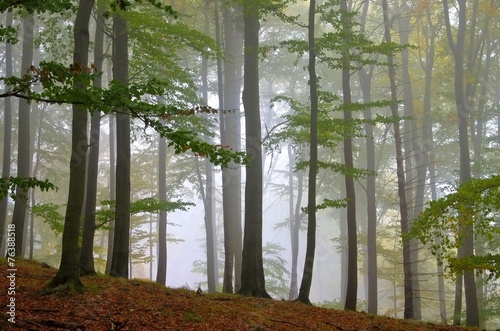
[29,108,45,259]
[381,0,413,319]
[12,14,34,258]
[105,113,116,275]
[358,0,377,314]
[46,0,95,292]
[215,0,244,293]
[443,0,479,326]
[287,142,304,301]
[156,132,167,285]
[200,11,218,292]
[297,0,318,305]
[238,0,270,298]
[394,0,424,318]
[341,0,357,312]
[0,11,13,256]
[80,5,105,276]
[110,7,131,278]
[418,7,446,322]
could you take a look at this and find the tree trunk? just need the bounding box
[381,0,413,319]
[156,132,167,285]
[0,11,13,257]
[394,1,423,318]
[45,0,95,292]
[80,5,105,276]
[237,0,270,298]
[297,0,318,305]
[341,0,357,312]
[358,0,377,314]
[443,0,479,326]
[287,142,304,301]
[418,7,447,322]
[200,13,218,292]
[105,113,116,275]
[12,14,34,258]
[110,8,131,279]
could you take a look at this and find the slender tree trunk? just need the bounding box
[381,0,413,319]
[105,113,116,275]
[46,0,95,292]
[238,0,270,298]
[29,109,45,259]
[0,12,13,256]
[80,5,105,276]
[287,142,304,301]
[443,0,479,326]
[156,132,167,285]
[297,0,318,305]
[200,14,218,292]
[341,0,357,312]
[394,1,423,318]
[418,7,447,322]
[358,0,377,314]
[110,8,131,278]
[12,14,34,258]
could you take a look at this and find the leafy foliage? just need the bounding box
[408,175,500,279]
[96,198,195,229]
[31,203,65,235]
[0,176,57,200]
[0,62,248,167]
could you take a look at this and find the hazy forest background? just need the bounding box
[1,0,499,329]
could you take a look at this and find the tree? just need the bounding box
[45,0,94,292]
[110,3,130,278]
[297,0,318,305]
[340,0,357,312]
[381,0,413,319]
[442,0,479,326]
[11,13,34,258]
[0,11,13,257]
[238,0,270,298]
[79,4,105,276]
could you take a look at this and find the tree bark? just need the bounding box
[110,8,131,279]
[46,0,95,292]
[442,0,479,326]
[381,0,413,319]
[341,0,357,312]
[156,132,167,285]
[80,5,105,276]
[297,0,318,305]
[238,0,270,298]
[12,14,34,258]
[0,11,13,257]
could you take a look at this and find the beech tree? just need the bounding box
[45,0,94,292]
[238,0,271,298]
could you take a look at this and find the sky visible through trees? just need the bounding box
[1,0,500,329]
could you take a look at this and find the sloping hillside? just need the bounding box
[1,259,471,330]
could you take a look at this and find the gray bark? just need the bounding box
[110,8,131,278]
[12,14,34,258]
[80,5,105,276]
[238,0,270,298]
[443,0,479,326]
[0,12,13,257]
[297,0,318,305]
[46,0,95,291]
[341,0,357,312]
[381,0,413,319]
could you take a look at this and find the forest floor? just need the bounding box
[1,259,475,331]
